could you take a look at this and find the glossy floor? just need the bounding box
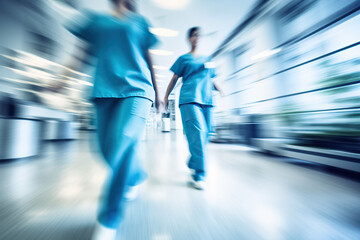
[0,130,359,240]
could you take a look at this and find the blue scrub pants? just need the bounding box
[180,103,212,181]
[94,97,152,228]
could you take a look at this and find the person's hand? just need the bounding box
[218,89,225,97]
[163,96,169,111]
[154,95,163,113]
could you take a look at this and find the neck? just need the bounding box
[190,46,197,54]
[114,4,128,16]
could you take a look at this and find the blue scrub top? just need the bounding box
[66,11,158,101]
[170,54,216,106]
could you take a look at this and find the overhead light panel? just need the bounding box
[251,48,282,61]
[4,77,45,87]
[155,74,166,78]
[151,0,190,10]
[153,65,168,70]
[150,28,179,37]
[78,80,93,86]
[149,49,174,56]
[15,50,91,78]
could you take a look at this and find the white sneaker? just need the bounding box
[190,178,205,190]
[124,185,139,201]
[92,222,117,240]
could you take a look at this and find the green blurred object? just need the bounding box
[271,58,360,153]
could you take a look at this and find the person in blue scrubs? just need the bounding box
[53,0,160,239]
[164,27,223,190]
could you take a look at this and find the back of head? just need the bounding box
[110,0,137,12]
[188,26,200,39]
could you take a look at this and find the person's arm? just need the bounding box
[145,51,161,111]
[213,82,224,97]
[164,74,179,110]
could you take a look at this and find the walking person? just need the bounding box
[53,0,160,239]
[164,27,223,190]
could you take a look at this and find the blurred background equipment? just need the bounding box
[0,0,92,160]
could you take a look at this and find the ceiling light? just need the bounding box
[82,102,92,105]
[15,50,91,77]
[155,74,166,78]
[17,50,55,68]
[64,87,81,92]
[24,66,54,79]
[153,65,168,70]
[4,78,45,87]
[149,49,174,56]
[78,80,93,86]
[150,28,179,37]
[251,48,282,61]
[151,0,190,10]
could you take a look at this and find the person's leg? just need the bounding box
[180,104,208,182]
[92,98,119,239]
[203,105,213,142]
[94,97,151,229]
[94,99,117,166]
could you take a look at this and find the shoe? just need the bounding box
[124,185,139,201]
[190,178,205,190]
[92,222,117,240]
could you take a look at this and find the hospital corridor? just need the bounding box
[1,0,360,239]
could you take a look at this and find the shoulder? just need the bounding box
[181,53,191,58]
[178,54,191,61]
[173,54,188,65]
[128,13,150,26]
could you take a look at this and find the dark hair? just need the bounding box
[110,0,120,5]
[188,27,200,39]
[110,0,137,12]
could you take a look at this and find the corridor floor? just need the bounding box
[0,130,359,240]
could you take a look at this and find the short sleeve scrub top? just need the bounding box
[170,54,216,107]
[66,11,158,101]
